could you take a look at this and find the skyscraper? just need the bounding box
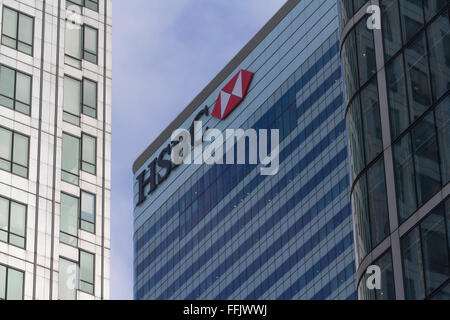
[133,0,356,300]
[0,0,112,300]
[339,0,449,299]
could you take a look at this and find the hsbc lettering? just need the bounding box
[136,70,280,207]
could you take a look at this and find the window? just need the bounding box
[58,258,77,300]
[399,0,424,44]
[60,193,79,246]
[358,250,396,300]
[79,250,94,295]
[411,113,441,207]
[60,191,96,245]
[62,133,80,185]
[81,191,95,233]
[352,174,370,263]
[436,97,450,185]
[1,7,34,55]
[404,33,432,121]
[360,77,383,164]
[427,11,450,102]
[63,76,98,124]
[352,158,390,263]
[355,17,376,86]
[341,30,358,103]
[0,65,32,115]
[63,76,81,125]
[83,78,97,118]
[83,25,98,64]
[401,202,450,299]
[0,127,29,178]
[65,23,98,68]
[347,97,364,181]
[0,265,24,300]
[66,0,99,12]
[82,134,96,175]
[381,0,402,60]
[0,196,26,248]
[367,158,390,247]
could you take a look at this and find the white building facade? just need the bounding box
[0,0,111,300]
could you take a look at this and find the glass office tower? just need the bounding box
[340,0,449,299]
[0,0,112,300]
[133,0,356,300]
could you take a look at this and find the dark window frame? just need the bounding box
[0,64,33,115]
[0,125,30,179]
[0,196,27,249]
[1,6,35,56]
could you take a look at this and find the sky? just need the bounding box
[111,0,286,300]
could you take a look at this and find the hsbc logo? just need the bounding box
[137,70,280,207]
[212,70,254,120]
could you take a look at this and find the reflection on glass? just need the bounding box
[402,227,425,300]
[412,113,441,207]
[394,133,417,222]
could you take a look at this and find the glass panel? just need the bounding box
[59,258,77,300]
[367,158,390,247]
[399,0,424,43]
[381,0,402,60]
[6,269,23,300]
[386,55,409,140]
[85,0,99,12]
[342,30,358,103]
[9,202,26,238]
[82,134,96,174]
[376,251,396,300]
[358,272,376,300]
[0,128,12,162]
[84,26,97,63]
[62,134,80,176]
[65,21,82,59]
[339,0,354,27]
[347,97,365,181]
[13,134,29,168]
[431,283,450,300]
[424,0,448,22]
[436,96,450,185]
[0,66,16,104]
[394,133,417,222]
[81,191,95,233]
[402,227,426,300]
[404,33,432,121]
[60,193,79,239]
[361,77,382,163]
[427,12,450,102]
[79,251,94,294]
[412,113,441,206]
[2,8,18,39]
[83,79,97,110]
[352,175,371,263]
[421,206,450,295]
[15,72,31,106]
[63,76,81,117]
[355,18,376,86]
[0,265,5,300]
[0,197,9,243]
[18,14,33,45]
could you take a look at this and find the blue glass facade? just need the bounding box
[133,0,356,300]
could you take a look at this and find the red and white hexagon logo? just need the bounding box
[211,69,254,120]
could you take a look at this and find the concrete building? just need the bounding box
[0,0,112,300]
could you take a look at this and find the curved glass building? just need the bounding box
[339,0,449,300]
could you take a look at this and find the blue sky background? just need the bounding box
[111,0,286,300]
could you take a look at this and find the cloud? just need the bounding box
[111,0,286,300]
